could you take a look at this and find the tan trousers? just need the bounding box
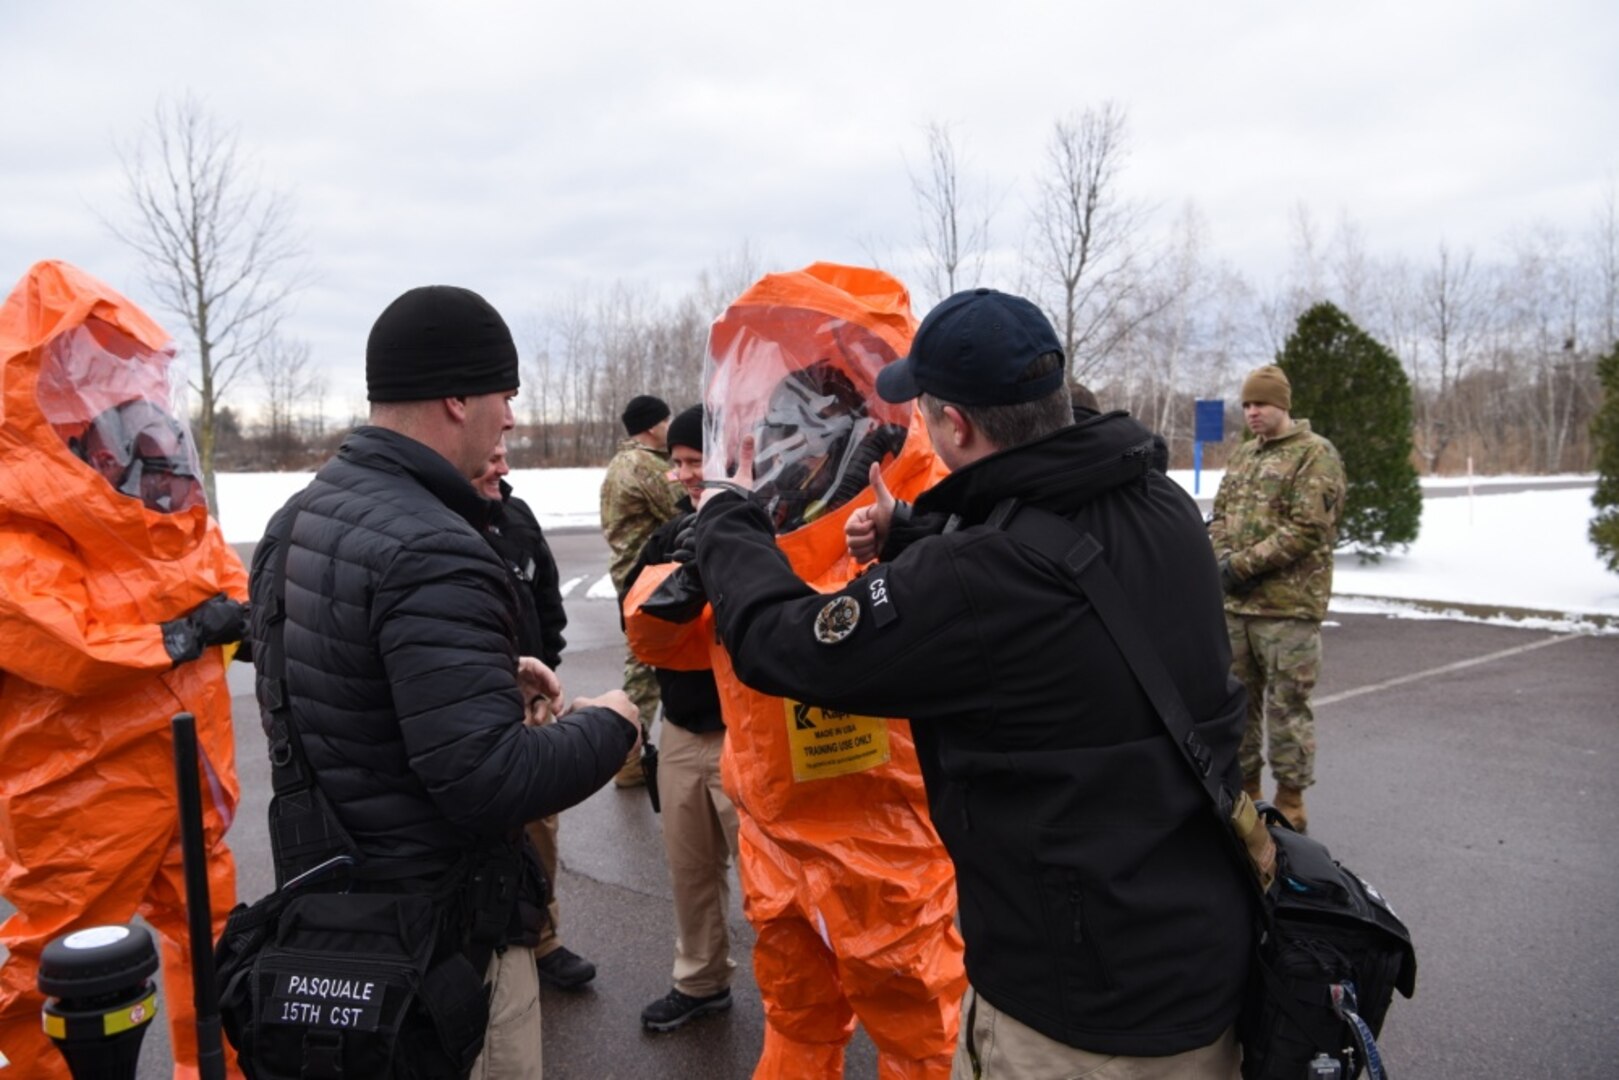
[951,987,1240,1079]
[469,945,543,1080]
[524,815,563,957]
[658,721,740,996]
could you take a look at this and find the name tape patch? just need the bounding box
[267,972,384,1031]
[865,568,898,628]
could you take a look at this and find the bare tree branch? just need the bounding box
[102,94,308,506]
[1029,102,1162,382]
[909,121,992,308]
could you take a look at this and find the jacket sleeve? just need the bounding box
[1207,470,1232,559]
[632,450,682,527]
[528,524,568,668]
[0,525,173,693]
[1227,443,1344,580]
[377,539,636,833]
[694,493,986,719]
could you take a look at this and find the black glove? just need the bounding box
[667,514,698,566]
[161,593,249,665]
[642,516,707,623]
[1219,557,1256,596]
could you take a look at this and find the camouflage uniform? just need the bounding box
[1208,419,1346,789]
[600,439,684,728]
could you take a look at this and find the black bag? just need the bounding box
[1240,808,1416,1080]
[995,501,1418,1080]
[216,880,491,1079]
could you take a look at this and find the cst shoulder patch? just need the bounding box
[813,595,861,645]
[865,567,898,628]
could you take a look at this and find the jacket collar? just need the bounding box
[337,426,494,531]
[914,411,1167,526]
[1255,418,1313,449]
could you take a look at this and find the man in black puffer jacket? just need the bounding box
[693,290,1252,1078]
[250,285,638,1078]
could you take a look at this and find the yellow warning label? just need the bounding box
[784,700,890,782]
[104,991,157,1036]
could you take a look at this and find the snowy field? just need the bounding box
[213,468,1619,632]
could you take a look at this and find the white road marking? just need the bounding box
[558,575,586,598]
[1315,632,1585,708]
[585,573,619,600]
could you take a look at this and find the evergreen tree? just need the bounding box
[1279,302,1422,557]
[1590,340,1619,574]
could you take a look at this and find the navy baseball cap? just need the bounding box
[876,288,1066,406]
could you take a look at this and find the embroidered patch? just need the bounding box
[865,568,898,628]
[813,595,861,645]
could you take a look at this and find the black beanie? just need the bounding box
[666,404,703,452]
[366,285,520,402]
[621,394,671,435]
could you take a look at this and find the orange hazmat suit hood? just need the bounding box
[0,260,242,625]
[703,262,946,585]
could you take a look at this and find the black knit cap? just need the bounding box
[621,394,671,435]
[666,404,703,452]
[366,285,520,403]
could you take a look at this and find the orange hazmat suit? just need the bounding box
[0,260,245,1079]
[626,264,965,1079]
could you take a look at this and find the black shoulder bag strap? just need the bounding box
[993,500,1402,1078]
[259,511,364,890]
[989,497,1237,821]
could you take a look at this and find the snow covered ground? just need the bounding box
[213,468,1619,632]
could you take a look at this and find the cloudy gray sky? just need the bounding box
[4,0,1614,414]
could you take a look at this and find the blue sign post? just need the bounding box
[1193,399,1225,495]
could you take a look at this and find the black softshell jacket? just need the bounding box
[696,412,1252,1056]
[250,427,636,877]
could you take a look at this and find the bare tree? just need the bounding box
[1591,176,1619,350]
[1500,225,1591,470]
[256,335,323,468]
[1029,103,1159,382]
[1414,243,1486,470]
[910,121,992,308]
[106,95,306,505]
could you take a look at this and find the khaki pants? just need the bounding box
[951,987,1240,1079]
[659,721,740,996]
[524,815,563,957]
[469,945,543,1080]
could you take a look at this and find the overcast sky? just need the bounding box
[3,0,1615,415]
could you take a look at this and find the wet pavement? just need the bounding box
[5,526,1615,1078]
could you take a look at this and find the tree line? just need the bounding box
[115,98,1616,487]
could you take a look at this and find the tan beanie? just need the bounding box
[1241,365,1291,410]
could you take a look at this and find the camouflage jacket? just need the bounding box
[1209,420,1346,622]
[599,438,683,593]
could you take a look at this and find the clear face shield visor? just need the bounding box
[749,362,907,534]
[72,401,205,513]
[37,318,206,514]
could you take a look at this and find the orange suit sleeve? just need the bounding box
[0,526,172,694]
[622,561,714,672]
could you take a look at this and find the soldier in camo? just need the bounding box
[600,394,684,786]
[1209,364,1346,833]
